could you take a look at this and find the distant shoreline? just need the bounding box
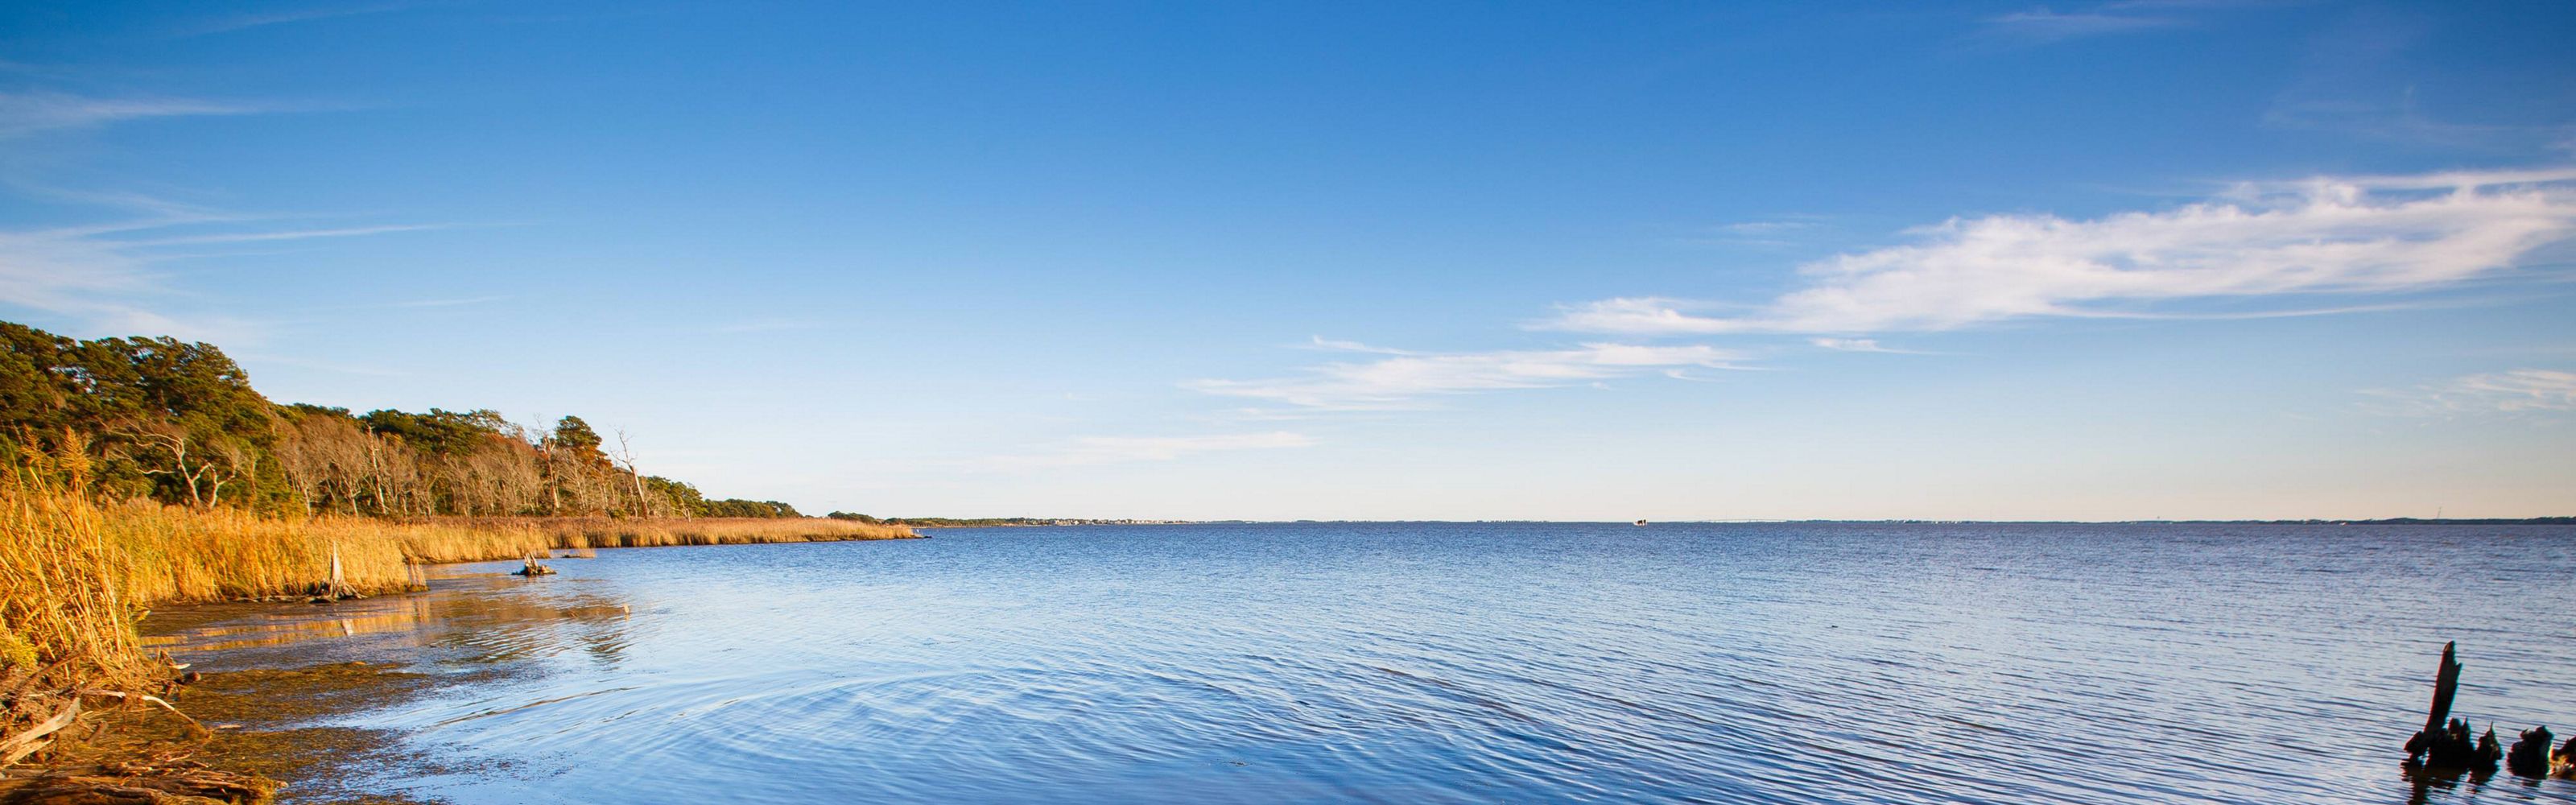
[893,518,1197,528]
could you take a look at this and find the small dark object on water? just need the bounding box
[514,552,556,576]
[2508,725,2553,778]
[2405,720,2505,774]
[2404,642,2501,774]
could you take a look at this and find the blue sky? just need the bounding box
[4,1,2573,519]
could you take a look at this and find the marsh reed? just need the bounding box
[0,469,146,682]
[0,461,914,680]
[431,515,914,553]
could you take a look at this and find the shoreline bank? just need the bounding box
[0,480,918,803]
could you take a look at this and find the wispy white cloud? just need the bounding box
[180,2,419,37]
[2364,369,2576,416]
[1981,7,2186,43]
[1809,337,1926,354]
[708,318,833,334]
[976,431,1315,470]
[1539,168,2576,336]
[1301,335,1417,355]
[1716,220,1818,235]
[0,221,206,336]
[1657,217,1831,249]
[1191,342,1749,411]
[0,79,407,340]
[0,215,448,341]
[0,92,262,138]
[1697,217,1828,248]
[121,224,449,246]
[390,295,508,309]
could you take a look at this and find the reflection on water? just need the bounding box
[143,524,2576,805]
[147,561,637,668]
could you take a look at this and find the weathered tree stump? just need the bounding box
[2508,725,2553,778]
[512,552,555,576]
[2404,642,2500,773]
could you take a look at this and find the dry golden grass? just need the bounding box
[0,464,915,679]
[444,516,916,550]
[0,469,145,681]
[101,506,476,604]
[0,454,918,790]
[105,514,918,603]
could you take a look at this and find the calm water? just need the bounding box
[148,522,2576,803]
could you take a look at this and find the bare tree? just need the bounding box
[302,415,372,514]
[276,422,326,514]
[477,440,544,514]
[111,424,244,510]
[205,436,259,509]
[524,415,562,514]
[612,429,653,518]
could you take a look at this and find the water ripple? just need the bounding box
[152,522,2576,804]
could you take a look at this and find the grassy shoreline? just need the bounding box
[103,508,919,605]
[0,469,914,799]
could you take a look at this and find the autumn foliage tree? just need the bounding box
[1,321,803,519]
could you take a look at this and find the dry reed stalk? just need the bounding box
[436,516,915,548]
[0,469,143,683]
[0,452,917,786]
[0,459,919,700]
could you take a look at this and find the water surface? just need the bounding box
[147,522,2576,803]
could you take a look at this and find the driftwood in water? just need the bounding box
[2403,642,2500,773]
[513,552,555,576]
[0,760,278,804]
[0,700,78,770]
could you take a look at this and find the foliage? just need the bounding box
[0,320,860,521]
[860,516,1072,527]
[698,499,801,518]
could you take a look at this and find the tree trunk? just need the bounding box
[2422,641,2461,738]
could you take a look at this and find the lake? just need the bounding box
[146,522,2576,803]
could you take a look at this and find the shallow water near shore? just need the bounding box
[145,522,2576,804]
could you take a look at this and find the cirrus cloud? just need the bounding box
[1980,7,2187,45]
[1190,342,1750,412]
[0,215,452,342]
[0,91,263,138]
[1538,168,2576,337]
[976,431,1317,471]
[2365,369,2576,417]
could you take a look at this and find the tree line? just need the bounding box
[0,321,799,519]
